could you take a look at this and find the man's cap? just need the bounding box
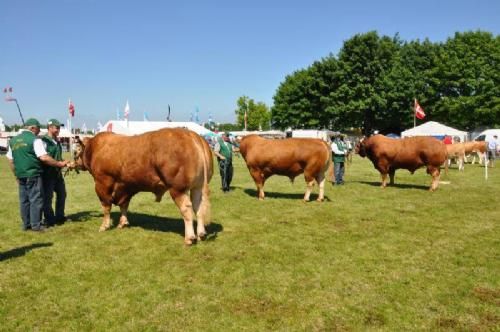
[25,118,41,127]
[47,119,62,127]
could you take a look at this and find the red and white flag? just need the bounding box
[414,99,425,120]
[124,100,130,119]
[69,99,75,117]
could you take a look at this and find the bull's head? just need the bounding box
[355,136,367,157]
[72,136,89,171]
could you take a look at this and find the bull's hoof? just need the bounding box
[99,226,110,232]
[258,197,264,201]
[197,231,207,240]
[316,198,324,202]
[117,221,129,229]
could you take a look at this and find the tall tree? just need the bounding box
[235,96,271,131]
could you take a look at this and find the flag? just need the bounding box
[414,99,425,120]
[68,99,75,117]
[167,104,171,121]
[124,100,130,119]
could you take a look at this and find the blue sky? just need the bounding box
[1,0,499,129]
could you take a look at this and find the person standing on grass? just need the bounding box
[6,118,68,232]
[213,132,233,192]
[41,119,69,226]
[331,134,348,185]
[487,135,498,167]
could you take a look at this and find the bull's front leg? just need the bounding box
[118,200,130,229]
[380,173,388,188]
[303,179,315,202]
[428,167,441,191]
[100,203,112,232]
[171,189,196,245]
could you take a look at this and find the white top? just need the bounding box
[331,141,347,155]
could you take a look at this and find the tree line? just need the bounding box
[266,30,499,134]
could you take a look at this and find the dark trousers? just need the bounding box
[43,174,67,225]
[218,158,233,191]
[334,161,345,184]
[18,176,44,230]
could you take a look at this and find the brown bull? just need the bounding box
[464,141,487,164]
[446,143,466,171]
[74,128,213,245]
[239,135,332,201]
[355,135,447,191]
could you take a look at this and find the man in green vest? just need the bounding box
[41,119,68,226]
[331,134,348,185]
[213,132,233,192]
[6,118,68,231]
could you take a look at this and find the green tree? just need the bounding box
[235,96,271,131]
[429,31,500,129]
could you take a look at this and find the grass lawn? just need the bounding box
[0,153,499,331]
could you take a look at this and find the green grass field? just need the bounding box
[0,154,499,331]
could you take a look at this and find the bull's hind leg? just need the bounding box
[315,173,326,202]
[190,188,210,241]
[303,174,315,202]
[170,189,196,245]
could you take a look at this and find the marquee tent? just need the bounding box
[99,120,213,136]
[401,121,468,142]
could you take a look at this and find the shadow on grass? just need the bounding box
[123,212,223,241]
[0,243,53,262]
[354,181,429,190]
[243,188,330,201]
[58,211,102,224]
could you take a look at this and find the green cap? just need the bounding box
[25,118,41,127]
[47,119,62,127]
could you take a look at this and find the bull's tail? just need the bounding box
[199,137,212,226]
[324,141,334,183]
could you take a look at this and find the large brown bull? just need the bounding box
[73,128,213,245]
[239,135,332,201]
[355,135,447,191]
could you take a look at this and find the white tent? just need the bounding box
[99,120,213,136]
[401,121,468,142]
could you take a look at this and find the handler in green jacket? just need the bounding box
[6,118,68,231]
[331,134,348,185]
[41,119,68,226]
[213,132,233,192]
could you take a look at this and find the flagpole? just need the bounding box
[14,99,25,126]
[413,98,416,128]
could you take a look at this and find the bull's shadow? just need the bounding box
[121,212,223,241]
[243,188,330,201]
[0,243,53,262]
[355,180,429,190]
